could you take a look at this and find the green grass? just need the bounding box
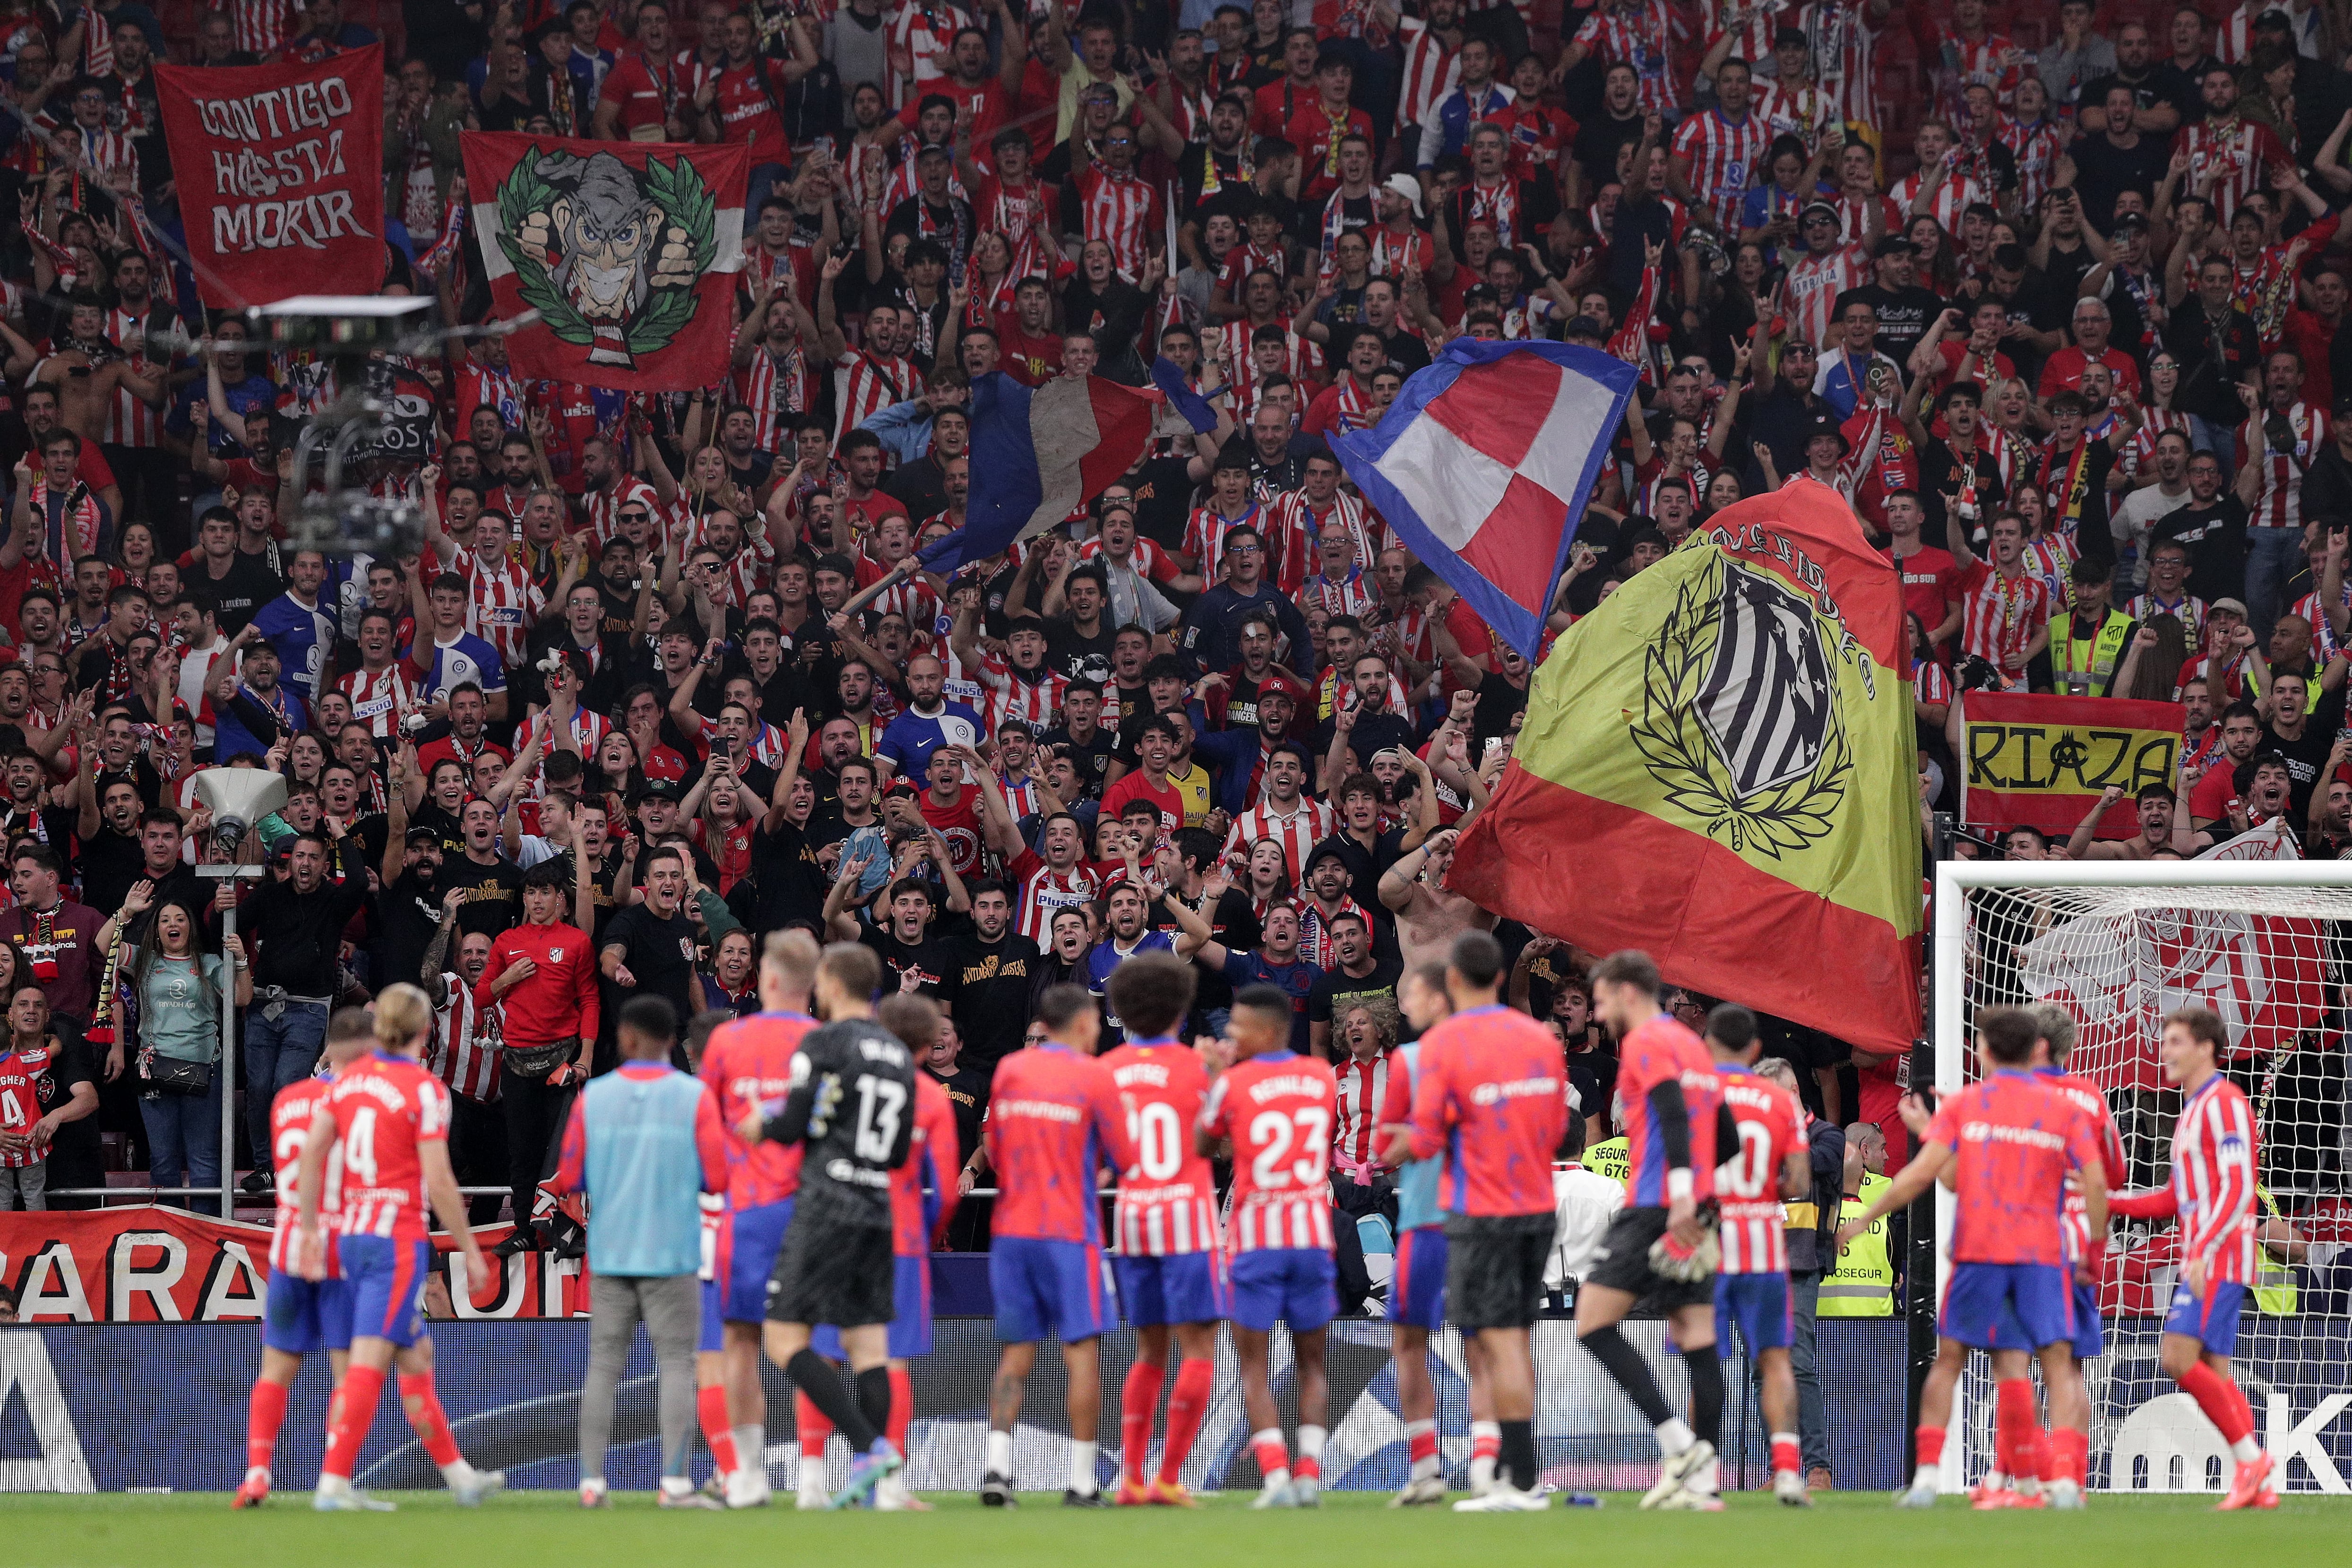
[9,1490,2346,1568]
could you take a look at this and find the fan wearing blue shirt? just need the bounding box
[877,653,982,783]
[1166,894,1323,1056]
[1083,881,1177,1033]
[248,549,340,705]
[211,641,310,761]
[407,570,510,721]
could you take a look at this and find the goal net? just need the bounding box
[1937,842,2352,1497]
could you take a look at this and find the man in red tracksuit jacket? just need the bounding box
[476,860,600,1253]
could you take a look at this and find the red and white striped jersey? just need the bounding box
[834,346,920,441]
[1201,1050,1338,1253]
[1182,501,1276,589]
[428,971,504,1103]
[1297,896,1372,972]
[1299,566,1378,620]
[1884,165,1984,238]
[1807,0,1885,129]
[1394,15,1459,133]
[1330,1047,1392,1177]
[2120,407,2192,479]
[324,1054,451,1243]
[233,0,298,54]
[2174,115,2288,226]
[887,0,972,103]
[339,663,423,740]
[1749,79,1837,154]
[452,542,545,666]
[2214,6,2264,64]
[1103,1038,1220,1257]
[1076,165,1161,281]
[1994,116,2063,213]
[1780,244,1866,351]
[1924,25,2019,124]
[2167,1072,2261,1284]
[59,124,135,177]
[2236,403,2328,529]
[1956,559,2049,678]
[2292,586,2346,658]
[2037,1068,2125,1274]
[1570,0,1686,115]
[733,343,814,452]
[1268,491,1376,590]
[1701,0,1786,64]
[102,307,165,447]
[1008,845,1100,946]
[268,1076,343,1275]
[975,649,1068,738]
[582,475,660,547]
[1670,108,1769,233]
[1716,1066,1804,1275]
[1224,795,1334,879]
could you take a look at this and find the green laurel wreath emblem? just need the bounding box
[494,150,718,356]
[1625,553,1853,859]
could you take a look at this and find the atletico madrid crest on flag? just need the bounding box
[462,132,747,391]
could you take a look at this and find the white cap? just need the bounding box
[1382,172,1424,218]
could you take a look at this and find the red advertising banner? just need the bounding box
[0,1205,586,1322]
[153,44,386,309]
[1960,692,2186,840]
[461,132,747,392]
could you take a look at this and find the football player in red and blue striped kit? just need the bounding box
[2108,1006,2278,1512]
[978,982,1138,1506]
[1703,1004,1812,1507]
[1099,954,1227,1508]
[1199,983,1340,1509]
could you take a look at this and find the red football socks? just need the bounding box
[1993,1379,2041,1482]
[887,1366,913,1454]
[246,1378,289,1473]
[1121,1360,1166,1485]
[398,1372,461,1468]
[1157,1359,1212,1484]
[1251,1431,1290,1480]
[2049,1428,2089,1488]
[1915,1425,1946,1468]
[697,1386,739,1477]
[1407,1419,1439,1469]
[796,1390,833,1460]
[1770,1436,1801,1476]
[323,1365,385,1482]
[2180,1362,2253,1443]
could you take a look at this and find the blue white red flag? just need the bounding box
[919,361,1216,574]
[1330,339,1638,661]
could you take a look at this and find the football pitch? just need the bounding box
[10,1491,2343,1568]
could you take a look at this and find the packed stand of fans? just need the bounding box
[0,0,2338,1332]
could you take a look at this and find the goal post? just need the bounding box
[1931,854,2352,1495]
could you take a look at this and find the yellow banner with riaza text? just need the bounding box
[1961,692,2185,837]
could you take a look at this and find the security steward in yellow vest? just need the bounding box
[2254,1186,2305,1315]
[2050,564,2137,698]
[1821,1127,1896,1318]
[1584,1134,1628,1186]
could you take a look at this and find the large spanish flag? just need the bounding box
[1449,478,1923,1056]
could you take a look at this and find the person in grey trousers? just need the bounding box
[553,995,732,1508]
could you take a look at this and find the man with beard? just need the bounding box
[1377,826,1498,971]
[1316,652,1415,791]
[420,898,511,1226]
[1165,896,1320,1053]
[1079,881,1179,1031]
[828,862,959,1010]
[599,847,721,1069]
[1179,523,1315,678]
[440,795,525,943]
[72,772,147,918]
[940,875,1040,1079]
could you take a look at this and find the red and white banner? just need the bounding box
[462,132,746,392]
[2019,819,2325,1092]
[154,44,386,309]
[0,1205,587,1322]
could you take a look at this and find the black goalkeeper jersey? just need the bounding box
[765,1017,916,1229]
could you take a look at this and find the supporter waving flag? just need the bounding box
[1449,479,1923,1058]
[1329,338,1638,662]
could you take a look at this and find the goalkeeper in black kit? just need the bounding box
[736,942,919,1510]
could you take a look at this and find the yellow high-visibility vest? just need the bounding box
[2255,1185,2297,1316]
[1585,1136,1628,1186]
[1819,1172,1895,1318]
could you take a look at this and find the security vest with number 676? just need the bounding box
[1819,1172,1895,1318]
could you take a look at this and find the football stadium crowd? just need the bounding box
[0,0,2335,1515]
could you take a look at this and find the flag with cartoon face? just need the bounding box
[462,133,747,392]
